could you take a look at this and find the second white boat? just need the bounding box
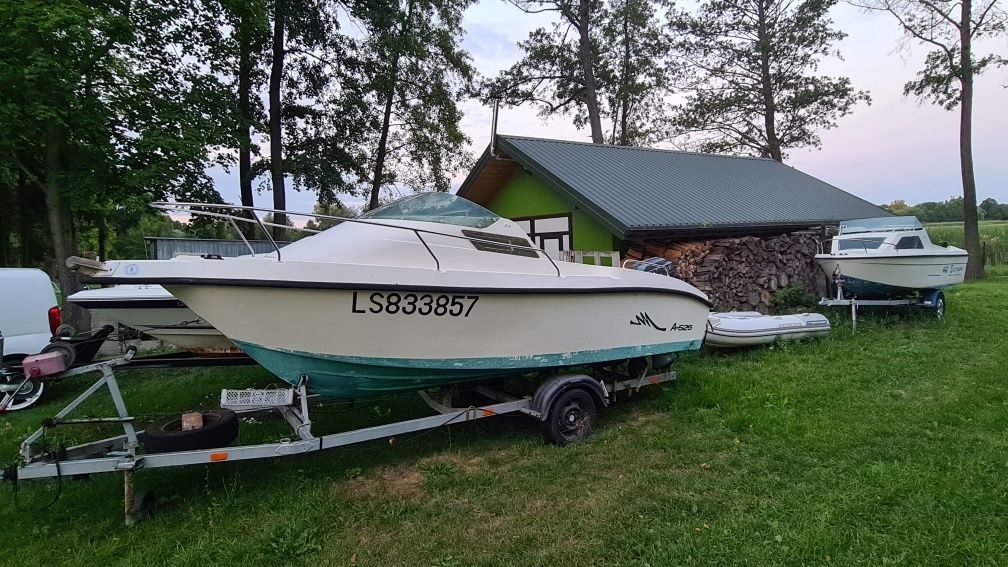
[66,285,238,355]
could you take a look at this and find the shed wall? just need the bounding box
[487,170,621,252]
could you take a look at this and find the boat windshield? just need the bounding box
[837,237,885,251]
[357,193,501,229]
[839,216,922,234]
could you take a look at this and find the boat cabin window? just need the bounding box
[895,236,924,250]
[357,193,500,229]
[461,230,540,258]
[837,237,885,251]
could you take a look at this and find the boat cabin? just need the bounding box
[828,217,939,255]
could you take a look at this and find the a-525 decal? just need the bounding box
[352,292,479,317]
[629,312,692,332]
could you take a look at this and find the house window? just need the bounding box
[514,215,572,259]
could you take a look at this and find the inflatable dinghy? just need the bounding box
[705,312,831,348]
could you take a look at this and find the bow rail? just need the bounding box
[151,201,563,276]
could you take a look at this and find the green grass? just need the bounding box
[2,279,1008,566]
[925,220,1008,265]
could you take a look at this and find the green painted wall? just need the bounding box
[487,170,622,253]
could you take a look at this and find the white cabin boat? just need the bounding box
[69,193,712,398]
[814,217,968,299]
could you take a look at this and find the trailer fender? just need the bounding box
[530,374,608,421]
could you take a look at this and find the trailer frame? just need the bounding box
[819,275,944,330]
[4,359,676,521]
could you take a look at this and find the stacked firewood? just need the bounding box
[625,233,826,313]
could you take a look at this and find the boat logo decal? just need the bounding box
[352,291,480,318]
[124,263,140,276]
[630,312,693,332]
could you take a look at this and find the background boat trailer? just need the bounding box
[819,271,945,330]
[3,357,676,523]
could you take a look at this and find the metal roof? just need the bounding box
[458,135,890,239]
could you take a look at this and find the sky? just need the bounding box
[210,0,1008,214]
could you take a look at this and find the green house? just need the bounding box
[458,135,889,261]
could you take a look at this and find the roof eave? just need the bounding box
[496,136,630,239]
[457,146,493,197]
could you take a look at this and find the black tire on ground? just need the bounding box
[144,409,239,454]
[539,388,598,446]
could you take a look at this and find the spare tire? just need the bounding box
[144,409,239,454]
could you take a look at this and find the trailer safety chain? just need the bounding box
[10,435,64,511]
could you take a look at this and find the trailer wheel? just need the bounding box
[540,388,597,446]
[144,409,239,454]
[932,292,945,319]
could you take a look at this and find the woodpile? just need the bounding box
[626,233,827,313]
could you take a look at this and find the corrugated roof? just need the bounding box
[459,135,890,239]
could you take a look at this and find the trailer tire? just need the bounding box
[540,388,597,446]
[144,409,239,454]
[932,292,945,319]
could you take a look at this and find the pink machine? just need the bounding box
[20,351,67,378]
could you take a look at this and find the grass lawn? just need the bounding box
[2,278,1007,566]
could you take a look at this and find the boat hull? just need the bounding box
[68,288,239,355]
[815,254,967,299]
[166,284,709,398]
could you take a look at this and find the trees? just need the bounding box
[362,0,476,210]
[219,0,269,208]
[668,0,870,161]
[485,0,674,147]
[0,1,230,327]
[853,0,1005,280]
[485,0,608,143]
[600,0,672,146]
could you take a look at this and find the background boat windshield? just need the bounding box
[837,237,886,251]
[358,193,500,229]
[839,216,923,234]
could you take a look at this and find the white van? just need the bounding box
[0,268,60,361]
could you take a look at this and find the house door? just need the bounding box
[514,215,572,259]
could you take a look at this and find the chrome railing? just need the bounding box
[151,202,563,276]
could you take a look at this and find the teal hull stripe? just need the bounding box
[234,339,702,398]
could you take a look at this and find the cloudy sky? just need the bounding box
[213,0,1008,213]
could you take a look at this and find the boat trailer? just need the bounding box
[3,355,675,522]
[818,268,945,330]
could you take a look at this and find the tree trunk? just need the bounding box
[18,176,32,267]
[42,121,89,330]
[576,0,604,144]
[238,23,255,210]
[618,1,630,146]
[368,0,412,211]
[269,0,286,239]
[959,0,983,280]
[0,182,10,267]
[369,80,397,211]
[756,0,783,162]
[97,213,108,261]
